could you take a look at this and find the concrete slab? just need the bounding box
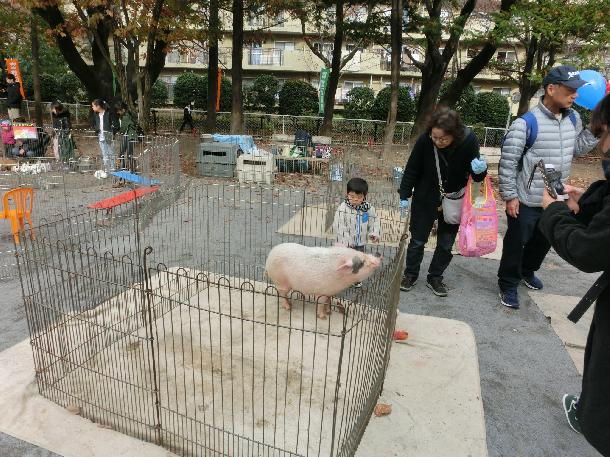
[528,292,593,374]
[0,339,177,457]
[356,313,487,457]
[0,313,486,457]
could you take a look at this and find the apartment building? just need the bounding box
[159,10,521,109]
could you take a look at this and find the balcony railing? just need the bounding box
[380,57,419,72]
[248,48,284,66]
[165,51,209,66]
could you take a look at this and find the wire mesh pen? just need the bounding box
[17,182,408,457]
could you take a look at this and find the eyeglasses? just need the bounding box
[430,134,452,144]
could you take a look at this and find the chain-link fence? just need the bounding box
[1,99,507,147]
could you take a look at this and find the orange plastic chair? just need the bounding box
[0,187,35,244]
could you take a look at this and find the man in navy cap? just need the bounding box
[497,65,598,309]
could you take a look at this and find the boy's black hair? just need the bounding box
[346,177,368,195]
[6,73,15,81]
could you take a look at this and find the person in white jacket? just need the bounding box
[333,177,381,288]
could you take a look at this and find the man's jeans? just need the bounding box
[498,203,551,292]
[98,140,115,172]
[404,215,459,281]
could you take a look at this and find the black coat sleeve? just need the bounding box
[538,198,610,273]
[465,132,487,183]
[399,134,426,200]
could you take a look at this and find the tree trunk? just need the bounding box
[230,0,244,134]
[320,0,345,137]
[207,0,220,132]
[412,63,446,138]
[30,15,44,127]
[383,0,403,150]
[438,0,518,108]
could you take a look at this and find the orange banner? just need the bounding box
[216,68,221,112]
[4,58,25,99]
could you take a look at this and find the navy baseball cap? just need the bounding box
[543,65,587,89]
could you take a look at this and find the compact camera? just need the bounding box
[527,159,565,199]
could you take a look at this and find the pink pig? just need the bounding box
[265,242,382,319]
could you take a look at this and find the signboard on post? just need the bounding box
[4,58,25,98]
[13,122,38,139]
[318,67,330,115]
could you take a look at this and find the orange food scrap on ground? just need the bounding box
[374,404,392,416]
[393,330,409,341]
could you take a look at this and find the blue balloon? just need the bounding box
[575,70,607,110]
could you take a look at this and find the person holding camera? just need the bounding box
[497,66,599,309]
[539,93,610,456]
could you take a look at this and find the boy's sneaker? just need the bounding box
[523,275,544,290]
[499,289,520,309]
[562,394,582,433]
[353,282,363,288]
[426,277,448,297]
[400,276,417,291]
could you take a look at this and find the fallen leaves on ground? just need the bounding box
[374,404,392,417]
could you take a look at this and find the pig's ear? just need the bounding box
[337,258,353,271]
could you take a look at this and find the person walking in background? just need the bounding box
[113,101,138,187]
[91,99,116,174]
[5,74,22,120]
[1,120,15,157]
[497,66,598,310]
[179,101,194,133]
[51,101,74,162]
[398,107,487,297]
[539,93,610,456]
[332,177,381,288]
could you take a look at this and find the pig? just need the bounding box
[265,243,382,319]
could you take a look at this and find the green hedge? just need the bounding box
[343,87,375,119]
[474,91,510,128]
[278,80,319,116]
[370,86,415,122]
[173,71,232,110]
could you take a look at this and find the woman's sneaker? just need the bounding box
[562,394,582,433]
[400,276,417,291]
[426,277,448,297]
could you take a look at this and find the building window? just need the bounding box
[497,51,516,63]
[248,47,283,66]
[340,81,364,101]
[493,87,511,96]
[275,41,295,51]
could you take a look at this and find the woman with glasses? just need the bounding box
[398,106,487,296]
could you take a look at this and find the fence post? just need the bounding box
[401,124,405,144]
[282,116,285,135]
[171,109,175,131]
[483,128,488,148]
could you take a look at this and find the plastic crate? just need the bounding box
[196,161,236,178]
[236,154,275,185]
[197,142,240,165]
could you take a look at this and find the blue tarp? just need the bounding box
[110,170,161,185]
[212,134,258,155]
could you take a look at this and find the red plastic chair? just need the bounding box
[0,187,35,244]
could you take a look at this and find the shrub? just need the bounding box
[438,80,478,125]
[248,75,279,112]
[370,86,415,122]
[572,103,590,128]
[278,80,319,115]
[173,72,207,109]
[474,91,510,128]
[173,72,231,111]
[343,86,375,119]
[151,80,169,106]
